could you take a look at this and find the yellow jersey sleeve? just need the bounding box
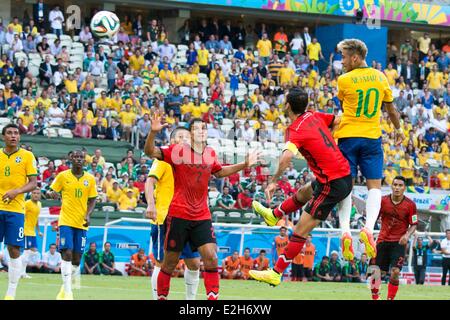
[25,151,38,177]
[50,172,63,193]
[148,160,165,180]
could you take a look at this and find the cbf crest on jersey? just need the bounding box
[83,180,89,187]
[15,156,22,163]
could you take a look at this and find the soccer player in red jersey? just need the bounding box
[144,114,259,300]
[368,176,417,300]
[249,87,353,286]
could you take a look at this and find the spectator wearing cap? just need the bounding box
[118,188,138,211]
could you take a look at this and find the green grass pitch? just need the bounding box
[0,274,448,300]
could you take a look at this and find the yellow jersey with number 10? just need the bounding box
[0,148,38,214]
[50,170,98,230]
[335,67,393,140]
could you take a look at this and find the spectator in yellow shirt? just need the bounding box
[256,33,272,65]
[110,92,123,113]
[64,74,78,94]
[384,63,399,87]
[8,17,23,34]
[102,174,116,193]
[399,153,415,186]
[437,167,449,190]
[383,165,398,186]
[118,189,137,211]
[183,66,199,86]
[95,91,111,110]
[306,38,323,62]
[277,61,295,86]
[77,105,94,125]
[106,182,123,204]
[129,49,145,71]
[19,107,34,128]
[265,104,280,122]
[119,104,137,142]
[197,43,209,73]
[427,65,444,97]
[158,63,173,82]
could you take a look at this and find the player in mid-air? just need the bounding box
[367,176,417,300]
[334,39,404,260]
[145,126,202,300]
[145,114,259,300]
[21,187,43,279]
[249,88,353,286]
[49,150,98,300]
[0,124,38,300]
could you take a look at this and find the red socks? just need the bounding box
[157,269,172,300]
[274,195,305,218]
[371,288,380,300]
[274,234,306,274]
[387,279,399,300]
[203,269,219,300]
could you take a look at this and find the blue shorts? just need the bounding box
[58,226,87,254]
[25,236,37,250]
[151,224,200,262]
[338,137,383,180]
[0,211,25,247]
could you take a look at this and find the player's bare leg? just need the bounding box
[253,182,312,226]
[249,211,320,286]
[197,243,220,300]
[337,193,354,261]
[5,245,22,300]
[157,250,181,300]
[387,267,401,300]
[58,249,75,300]
[361,179,381,258]
[184,258,201,300]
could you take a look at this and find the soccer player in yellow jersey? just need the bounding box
[49,150,98,300]
[0,124,38,300]
[21,188,42,279]
[145,126,201,300]
[334,39,404,261]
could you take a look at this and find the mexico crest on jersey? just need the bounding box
[83,180,89,187]
[15,156,22,163]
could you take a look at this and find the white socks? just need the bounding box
[6,257,22,298]
[184,269,200,300]
[365,188,382,233]
[151,266,160,300]
[337,193,352,236]
[21,250,30,276]
[72,265,81,289]
[61,260,72,294]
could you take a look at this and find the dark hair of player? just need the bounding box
[393,176,406,184]
[286,87,309,115]
[170,126,190,140]
[260,249,266,254]
[2,123,19,135]
[280,226,287,231]
[189,118,205,131]
[244,247,250,251]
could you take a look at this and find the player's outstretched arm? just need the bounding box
[214,150,261,178]
[144,113,167,159]
[2,175,37,203]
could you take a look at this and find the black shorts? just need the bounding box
[291,263,304,278]
[304,175,353,221]
[375,241,406,273]
[164,216,216,252]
